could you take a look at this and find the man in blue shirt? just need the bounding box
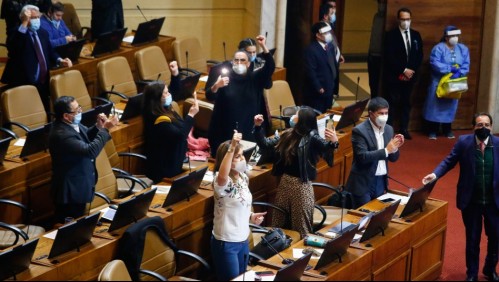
[40,1,76,47]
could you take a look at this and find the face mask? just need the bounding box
[72,112,82,125]
[324,33,333,44]
[448,37,458,46]
[375,114,388,127]
[250,55,256,63]
[51,19,60,29]
[400,20,410,30]
[289,114,297,128]
[330,13,336,24]
[29,18,41,31]
[233,160,247,174]
[232,64,247,75]
[475,127,491,141]
[163,95,172,107]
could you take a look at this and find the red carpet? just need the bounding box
[389,130,492,281]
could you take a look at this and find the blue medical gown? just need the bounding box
[422,42,470,123]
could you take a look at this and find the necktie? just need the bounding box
[31,32,48,83]
[325,44,329,52]
[404,30,411,57]
[480,141,486,155]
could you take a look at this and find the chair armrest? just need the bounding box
[249,223,268,232]
[177,249,212,273]
[91,97,111,105]
[252,201,288,216]
[115,174,149,196]
[312,182,340,193]
[0,199,32,223]
[207,59,221,65]
[4,121,30,133]
[248,251,265,264]
[0,127,18,139]
[313,204,326,232]
[179,67,200,77]
[94,192,112,204]
[117,152,147,161]
[100,90,128,101]
[112,167,131,176]
[0,222,29,245]
[138,269,167,281]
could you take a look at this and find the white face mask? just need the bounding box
[233,160,247,174]
[232,64,247,75]
[376,115,388,127]
[400,20,411,30]
[448,36,458,46]
[323,33,333,44]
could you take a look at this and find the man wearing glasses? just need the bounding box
[423,113,499,281]
[207,34,275,157]
[49,96,118,223]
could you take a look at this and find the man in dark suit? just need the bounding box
[1,4,72,112]
[303,21,337,113]
[383,7,423,140]
[49,96,118,223]
[91,0,123,40]
[345,97,405,208]
[423,113,499,281]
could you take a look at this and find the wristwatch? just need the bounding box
[331,141,340,149]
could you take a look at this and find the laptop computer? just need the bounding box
[329,212,373,234]
[315,224,358,269]
[19,123,52,159]
[80,102,114,127]
[118,93,144,121]
[274,251,312,281]
[335,98,370,131]
[0,238,38,281]
[48,212,100,259]
[173,72,201,101]
[399,178,438,218]
[359,199,401,243]
[54,38,86,63]
[128,17,165,46]
[90,27,128,58]
[0,137,11,166]
[103,188,157,232]
[162,166,208,208]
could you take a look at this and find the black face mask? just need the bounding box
[475,127,491,141]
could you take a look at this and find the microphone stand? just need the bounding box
[387,175,413,190]
[261,235,294,265]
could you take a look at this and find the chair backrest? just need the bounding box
[172,37,208,74]
[135,46,172,85]
[263,80,296,132]
[141,230,176,280]
[97,56,137,104]
[183,98,213,138]
[91,149,118,210]
[62,3,90,39]
[98,260,132,281]
[50,70,93,112]
[1,85,47,137]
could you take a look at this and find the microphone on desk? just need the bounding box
[387,175,413,190]
[355,76,360,102]
[328,186,346,234]
[137,5,149,22]
[185,51,190,76]
[156,73,161,82]
[260,235,294,265]
[223,41,227,61]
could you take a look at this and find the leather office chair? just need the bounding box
[0,199,45,249]
[135,46,172,85]
[172,36,219,74]
[183,98,213,138]
[118,216,211,281]
[62,3,91,40]
[97,56,138,104]
[1,85,47,137]
[98,259,166,281]
[312,182,348,228]
[50,70,110,112]
[263,80,296,133]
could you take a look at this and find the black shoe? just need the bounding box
[465,276,478,281]
[400,130,412,140]
[483,272,499,281]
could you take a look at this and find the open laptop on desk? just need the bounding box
[359,199,401,243]
[159,166,208,208]
[0,137,11,166]
[116,93,143,121]
[173,72,201,101]
[334,98,369,131]
[274,251,312,281]
[0,238,38,281]
[315,224,358,269]
[54,38,86,63]
[47,212,100,259]
[399,178,438,218]
[81,102,114,127]
[101,188,157,232]
[18,122,52,159]
[124,17,165,46]
[87,27,128,58]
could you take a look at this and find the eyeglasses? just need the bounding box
[233,58,247,64]
[476,123,491,128]
[68,106,82,114]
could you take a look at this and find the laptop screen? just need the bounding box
[335,98,369,131]
[399,178,438,218]
[0,137,11,166]
[0,238,39,281]
[108,188,157,232]
[274,251,312,281]
[132,17,165,46]
[119,93,144,121]
[315,224,358,269]
[20,122,52,159]
[91,28,128,58]
[162,166,208,208]
[54,38,86,63]
[173,73,201,101]
[359,199,401,243]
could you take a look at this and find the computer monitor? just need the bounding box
[19,122,52,159]
[107,188,157,232]
[91,28,128,58]
[48,212,100,259]
[315,224,358,269]
[359,199,401,243]
[274,251,312,281]
[173,72,201,101]
[162,166,208,208]
[334,98,369,131]
[0,238,38,281]
[80,102,113,127]
[130,17,165,46]
[0,137,11,166]
[54,38,86,63]
[119,93,144,121]
[399,179,438,218]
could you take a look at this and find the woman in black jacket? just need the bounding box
[253,107,339,237]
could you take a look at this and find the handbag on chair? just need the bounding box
[251,228,292,259]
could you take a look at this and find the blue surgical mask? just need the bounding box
[72,112,82,125]
[51,19,60,29]
[330,13,336,24]
[250,55,256,62]
[163,95,172,107]
[289,114,297,128]
[29,18,41,31]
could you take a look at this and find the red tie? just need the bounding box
[480,141,486,155]
[31,32,47,83]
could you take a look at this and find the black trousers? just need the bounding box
[367,54,382,98]
[386,80,415,132]
[461,203,499,277]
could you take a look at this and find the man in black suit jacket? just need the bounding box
[1,4,72,112]
[303,21,337,113]
[383,7,423,140]
[345,97,405,208]
[49,96,118,223]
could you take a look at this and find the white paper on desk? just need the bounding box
[100,207,116,221]
[13,138,26,147]
[292,248,323,259]
[199,75,209,82]
[122,35,134,43]
[232,270,256,281]
[151,185,171,194]
[378,193,409,205]
[203,171,214,182]
[43,230,57,240]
